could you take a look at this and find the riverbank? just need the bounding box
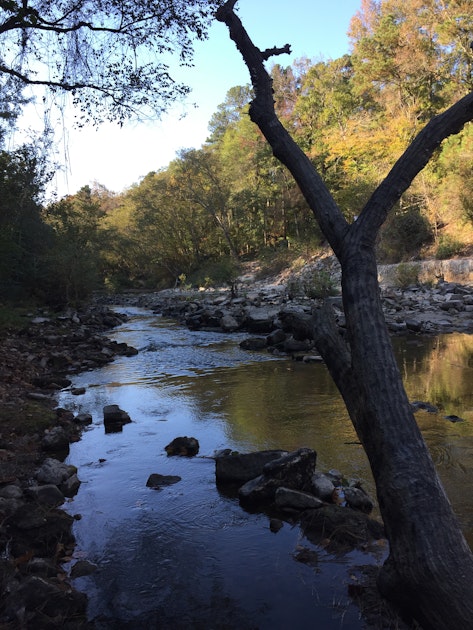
[0,305,137,628]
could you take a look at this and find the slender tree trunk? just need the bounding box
[217,3,473,627]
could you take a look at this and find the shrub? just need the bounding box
[435,236,463,260]
[287,269,338,299]
[377,206,433,263]
[188,258,239,288]
[395,262,420,288]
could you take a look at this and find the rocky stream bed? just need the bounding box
[1,265,473,628]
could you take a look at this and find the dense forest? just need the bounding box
[2,0,473,305]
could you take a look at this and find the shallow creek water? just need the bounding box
[59,307,473,629]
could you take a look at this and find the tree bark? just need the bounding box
[217,3,473,628]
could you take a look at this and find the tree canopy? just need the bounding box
[0,0,224,126]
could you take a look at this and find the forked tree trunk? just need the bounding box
[217,3,473,628]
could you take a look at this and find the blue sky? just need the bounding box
[48,0,361,196]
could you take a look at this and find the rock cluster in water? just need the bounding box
[103,278,473,355]
[214,447,384,551]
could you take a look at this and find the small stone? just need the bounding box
[269,518,284,533]
[146,473,182,489]
[70,559,97,578]
[71,387,86,396]
[74,413,93,424]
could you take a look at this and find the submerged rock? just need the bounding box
[146,473,182,489]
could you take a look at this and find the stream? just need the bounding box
[59,307,473,629]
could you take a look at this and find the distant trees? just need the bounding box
[0,0,225,303]
[3,0,473,301]
[89,0,473,291]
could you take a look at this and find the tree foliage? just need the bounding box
[0,0,224,125]
[0,145,52,298]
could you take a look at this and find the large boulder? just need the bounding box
[238,448,317,507]
[215,450,288,484]
[275,487,324,511]
[165,436,199,456]
[243,306,279,333]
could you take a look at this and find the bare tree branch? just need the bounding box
[261,45,291,61]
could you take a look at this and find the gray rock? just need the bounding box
[344,486,374,514]
[103,404,131,432]
[283,337,312,353]
[75,412,93,424]
[103,404,131,424]
[220,314,240,332]
[275,487,324,510]
[244,306,279,333]
[239,448,317,507]
[215,450,288,484]
[269,518,284,532]
[0,497,22,518]
[266,329,287,346]
[27,484,65,506]
[41,426,70,451]
[238,474,282,505]
[60,473,81,497]
[71,387,86,395]
[239,337,267,350]
[165,436,199,456]
[36,458,77,485]
[146,473,182,488]
[0,484,23,499]
[263,447,317,482]
[311,471,335,501]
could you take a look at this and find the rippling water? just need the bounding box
[60,307,473,628]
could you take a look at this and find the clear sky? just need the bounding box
[42,0,361,197]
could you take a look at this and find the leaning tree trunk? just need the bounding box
[217,3,473,628]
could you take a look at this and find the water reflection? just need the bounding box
[61,310,473,627]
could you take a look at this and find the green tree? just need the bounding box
[43,185,104,304]
[0,145,52,298]
[217,2,473,628]
[207,84,253,143]
[170,147,240,259]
